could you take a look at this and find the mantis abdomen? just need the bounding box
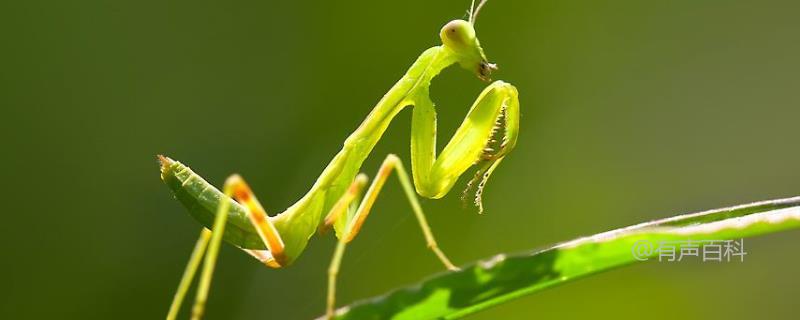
[161,157,264,249]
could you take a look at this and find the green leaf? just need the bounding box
[331,196,800,320]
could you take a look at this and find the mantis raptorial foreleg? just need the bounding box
[411,81,519,208]
[166,229,210,320]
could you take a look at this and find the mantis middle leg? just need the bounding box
[323,80,519,318]
[322,154,459,318]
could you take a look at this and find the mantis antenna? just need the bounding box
[469,0,491,25]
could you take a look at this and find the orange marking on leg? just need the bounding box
[223,174,287,267]
[377,164,393,179]
[344,162,395,243]
[321,174,369,231]
[322,194,353,228]
[234,188,251,202]
[246,202,267,223]
[347,181,362,193]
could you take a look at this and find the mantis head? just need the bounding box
[440,19,496,82]
[440,0,496,81]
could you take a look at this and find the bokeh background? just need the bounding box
[2,0,799,319]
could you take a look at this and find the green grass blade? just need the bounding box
[331,196,800,320]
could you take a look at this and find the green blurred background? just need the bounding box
[2,0,799,319]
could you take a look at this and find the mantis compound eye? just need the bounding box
[440,20,476,48]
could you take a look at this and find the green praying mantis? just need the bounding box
[159,1,519,319]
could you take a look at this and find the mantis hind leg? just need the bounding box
[322,154,459,318]
[187,178,235,320]
[166,229,210,320]
[167,174,288,320]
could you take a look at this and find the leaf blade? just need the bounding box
[331,197,800,320]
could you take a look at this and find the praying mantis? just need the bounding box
[159,1,519,319]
